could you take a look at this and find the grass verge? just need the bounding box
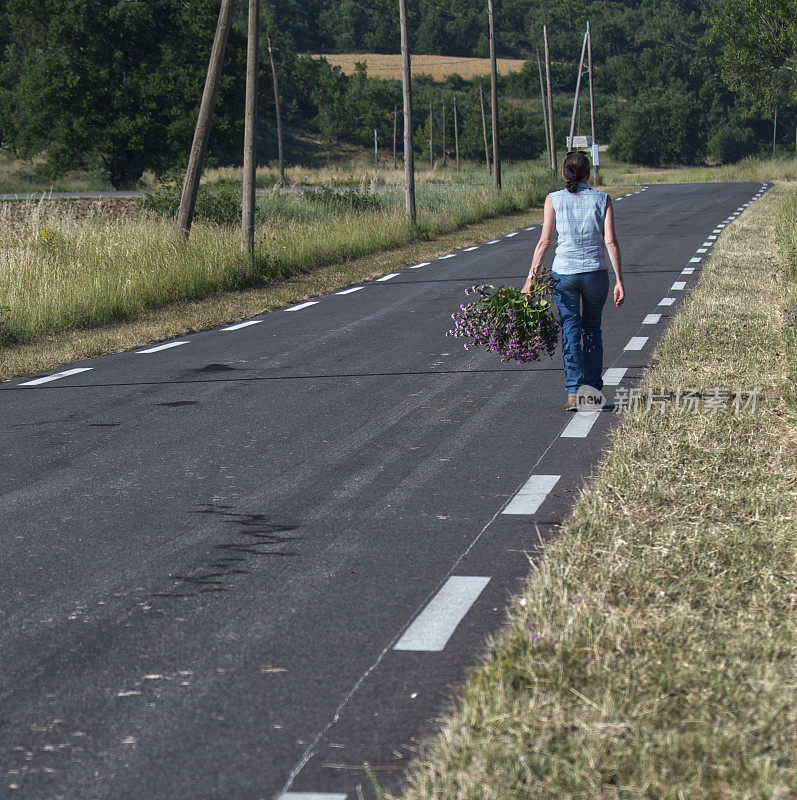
[397,183,797,799]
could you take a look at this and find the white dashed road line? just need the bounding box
[462,246,479,252]
[505,231,518,237]
[409,261,430,269]
[285,301,319,312]
[221,320,262,331]
[524,226,536,231]
[137,341,188,354]
[643,313,661,324]
[561,411,600,438]
[438,254,457,260]
[659,297,676,306]
[19,367,93,386]
[485,239,500,245]
[696,248,708,253]
[671,281,686,291]
[502,474,560,515]
[278,794,348,800]
[602,367,627,386]
[376,273,400,281]
[394,576,491,652]
[690,257,702,263]
[624,336,648,351]
[335,287,363,295]
[682,267,695,275]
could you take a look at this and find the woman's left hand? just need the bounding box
[521,269,537,294]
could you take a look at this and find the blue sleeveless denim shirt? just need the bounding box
[550,183,609,275]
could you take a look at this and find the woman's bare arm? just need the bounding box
[604,198,625,307]
[522,195,555,293]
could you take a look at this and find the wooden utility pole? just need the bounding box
[586,21,599,183]
[479,82,491,175]
[543,24,556,171]
[537,50,551,167]
[374,128,378,180]
[453,93,460,171]
[429,100,434,170]
[442,101,447,166]
[398,0,416,223]
[487,0,501,189]
[393,103,398,168]
[568,30,589,151]
[773,104,778,155]
[268,36,285,184]
[175,0,235,241]
[241,0,260,256]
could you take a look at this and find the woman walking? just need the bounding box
[522,151,624,411]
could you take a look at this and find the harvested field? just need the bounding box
[311,53,528,80]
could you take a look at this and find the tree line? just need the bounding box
[0,0,793,188]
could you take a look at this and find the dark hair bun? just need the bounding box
[563,151,590,193]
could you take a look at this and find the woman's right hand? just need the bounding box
[614,282,625,307]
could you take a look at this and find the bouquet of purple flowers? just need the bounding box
[446,275,559,364]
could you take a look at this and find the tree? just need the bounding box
[0,0,246,188]
[711,0,796,114]
[610,89,703,166]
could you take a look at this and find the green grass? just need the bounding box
[0,165,559,346]
[397,183,797,800]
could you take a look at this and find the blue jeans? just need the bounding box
[551,270,609,394]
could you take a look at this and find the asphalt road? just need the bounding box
[0,181,767,800]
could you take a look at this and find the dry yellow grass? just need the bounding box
[312,53,528,80]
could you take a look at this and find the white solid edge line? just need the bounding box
[671,281,686,291]
[376,273,400,281]
[642,313,661,324]
[462,246,479,251]
[221,320,262,331]
[602,367,627,386]
[335,287,363,295]
[682,267,695,275]
[137,341,189,354]
[409,261,430,269]
[394,576,491,651]
[285,301,319,311]
[19,367,93,386]
[561,411,600,439]
[277,794,348,800]
[624,336,648,351]
[658,297,676,306]
[503,474,560,515]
